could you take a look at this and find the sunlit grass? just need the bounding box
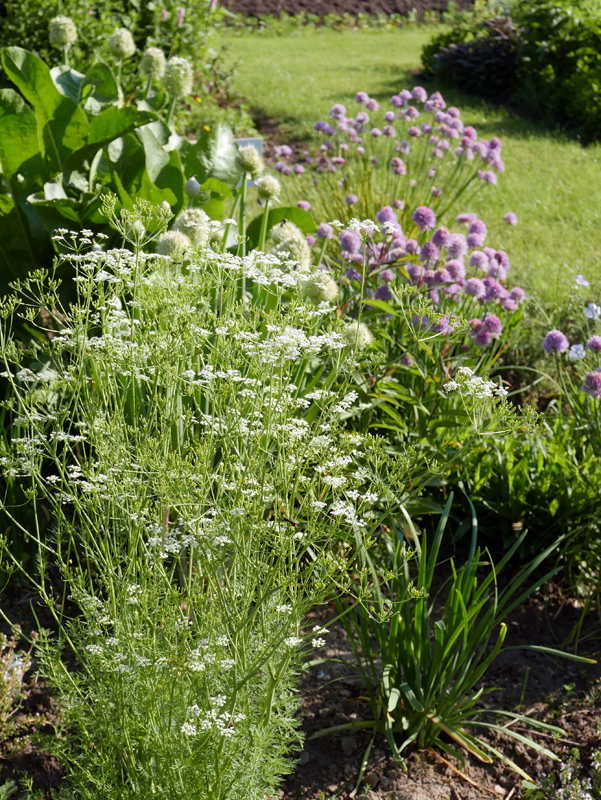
[218,28,601,306]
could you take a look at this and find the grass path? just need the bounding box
[218,28,601,305]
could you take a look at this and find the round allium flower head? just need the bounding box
[140,47,166,79]
[346,267,363,282]
[509,286,526,304]
[587,335,601,351]
[420,241,440,265]
[317,223,334,240]
[375,285,392,301]
[330,103,347,119]
[432,226,452,248]
[297,200,311,211]
[371,128,382,138]
[366,98,379,110]
[109,28,136,61]
[49,16,77,47]
[155,230,192,257]
[412,205,436,231]
[583,370,601,398]
[445,259,466,281]
[380,268,396,282]
[355,91,369,104]
[184,176,200,198]
[469,251,489,271]
[271,220,306,246]
[256,174,281,202]
[542,329,569,354]
[470,320,492,347]
[401,354,414,366]
[344,321,373,350]
[237,144,264,180]
[393,199,405,210]
[339,229,362,254]
[376,206,398,225]
[504,211,518,226]
[407,264,425,285]
[464,277,486,299]
[469,219,487,238]
[345,194,358,205]
[303,271,338,304]
[483,312,503,339]
[412,86,428,102]
[448,233,468,260]
[172,208,210,248]
[293,164,305,175]
[467,233,484,249]
[163,56,193,98]
[272,237,311,269]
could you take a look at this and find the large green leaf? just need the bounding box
[0,89,45,181]
[0,190,50,292]
[245,206,316,251]
[50,65,85,104]
[79,63,120,111]
[1,47,89,172]
[136,125,185,211]
[185,123,242,187]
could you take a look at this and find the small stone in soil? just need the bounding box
[341,735,356,755]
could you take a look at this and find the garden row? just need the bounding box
[0,7,600,800]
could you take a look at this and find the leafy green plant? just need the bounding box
[327,494,594,780]
[524,749,601,799]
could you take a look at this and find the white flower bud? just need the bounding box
[184,176,201,198]
[302,271,338,304]
[155,231,192,257]
[236,144,263,180]
[163,56,193,99]
[139,47,166,80]
[108,28,136,61]
[49,16,77,48]
[256,175,281,202]
[344,321,373,350]
[172,208,210,248]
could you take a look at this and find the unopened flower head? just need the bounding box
[172,208,210,248]
[49,16,77,48]
[109,28,136,61]
[163,56,193,98]
[256,175,281,202]
[155,230,192,257]
[140,47,166,80]
[184,176,201,198]
[344,321,373,350]
[237,145,263,180]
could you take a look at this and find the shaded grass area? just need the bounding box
[218,28,601,306]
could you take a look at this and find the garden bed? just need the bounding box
[222,0,471,20]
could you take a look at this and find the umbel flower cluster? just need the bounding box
[0,210,412,799]
[272,87,506,227]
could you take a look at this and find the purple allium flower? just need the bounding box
[281,167,291,176]
[422,123,433,133]
[583,370,601,398]
[390,156,406,175]
[366,98,379,111]
[297,200,311,211]
[431,226,451,247]
[543,329,569,354]
[504,211,518,226]
[445,259,466,281]
[473,327,492,347]
[412,206,436,231]
[279,145,292,157]
[412,314,430,330]
[356,111,370,125]
[371,128,382,138]
[393,199,405,210]
[400,89,412,101]
[420,241,440,264]
[489,136,502,149]
[431,315,452,334]
[428,167,436,179]
[390,94,403,107]
[375,207,398,226]
[444,282,462,299]
[412,86,428,102]
[407,264,425,285]
[448,233,468,260]
[570,343,587,360]
[293,164,305,175]
[430,288,440,304]
[401,140,411,154]
[329,104,347,119]
[424,269,440,287]
[483,312,503,339]
[401,354,414,366]
[274,161,284,172]
[575,274,590,286]
[509,287,526,304]
[405,239,419,254]
[469,251,489,271]
[380,269,396,282]
[384,111,396,123]
[483,277,508,302]
[340,229,362,253]
[433,148,443,159]
[355,91,369,103]
[428,91,446,109]
[306,235,316,246]
[375,284,392,301]
[464,125,477,140]
[345,194,358,205]
[357,146,365,155]
[469,219,487,238]
[408,126,421,137]
[383,126,395,137]
[467,233,484,249]
[314,121,326,131]
[483,170,498,185]
[345,267,363,282]
[405,105,420,120]
[587,335,601,351]
[464,277,486,299]
[317,223,334,239]
[324,124,336,136]
[501,298,518,312]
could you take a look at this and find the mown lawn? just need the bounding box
[218,27,601,306]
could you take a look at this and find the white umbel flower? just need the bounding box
[155,231,192,257]
[49,16,77,47]
[163,56,194,98]
[256,175,281,202]
[344,321,373,350]
[272,238,311,269]
[172,208,210,248]
[303,271,338,304]
[236,144,263,180]
[109,28,136,61]
[139,47,166,80]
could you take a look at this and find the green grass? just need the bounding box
[217,28,601,306]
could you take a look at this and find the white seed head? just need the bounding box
[109,28,136,61]
[139,47,166,80]
[344,321,373,350]
[155,230,192,257]
[163,56,194,99]
[184,176,201,198]
[236,145,263,180]
[256,175,281,202]
[49,16,78,47]
[272,237,312,269]
[270,220,305,246]
[172,208,210,248]
[302,271,338,304]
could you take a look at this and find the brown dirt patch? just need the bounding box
[222,0,472,20]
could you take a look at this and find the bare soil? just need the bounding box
[222,0,472,20]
